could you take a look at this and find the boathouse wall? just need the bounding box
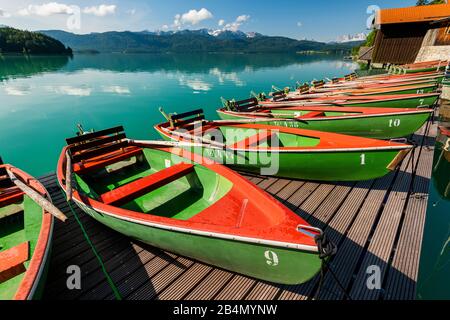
[372,22,428,64]
[415,22,450,63]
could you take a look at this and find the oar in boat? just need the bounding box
[5,167,67,222]
[159,126,239,152]
[125,138,209,149]
[213,111,309,123]
[65,150,73,202]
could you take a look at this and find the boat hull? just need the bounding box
[29,240,52,300]
[403,66,446,74]
[157,131,410,181]
[352,83,437,95]
[341,95,439,108]
[265,94,440,109]
[217,109,431,139]
[71,195,322,285]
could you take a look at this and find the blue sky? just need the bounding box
[0,0,417,41]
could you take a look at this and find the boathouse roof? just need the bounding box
[375,3,450,26]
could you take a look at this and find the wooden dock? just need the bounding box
[41,111,438,300]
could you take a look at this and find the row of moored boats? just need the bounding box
[1,60,448,299]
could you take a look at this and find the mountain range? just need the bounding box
[39,29,363,54]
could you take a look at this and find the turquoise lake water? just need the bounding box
[0,53,357,176]
[417,124,450,300]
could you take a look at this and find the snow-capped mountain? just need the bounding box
[335,33,367,43]
[145,28,262,39]
[207,29,263,39]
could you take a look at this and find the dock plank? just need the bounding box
[348,124,430,300]
[384,129,435,299]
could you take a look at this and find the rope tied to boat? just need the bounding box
[59,189,123,300]
[315,233,336,259]
[314,233,353,300]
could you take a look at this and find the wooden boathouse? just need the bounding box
[370,3,450,65]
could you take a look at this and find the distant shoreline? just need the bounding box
[0,51,349,57]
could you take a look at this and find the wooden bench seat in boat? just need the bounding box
[0,204,23,220]
[99,163,195,206]
[0,242,29,283]
[229,131,275,148]
[0,187,24,208]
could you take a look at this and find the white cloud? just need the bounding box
[236,15,250,23]
[173,14,182,28]
[218,19,225,26]
[161,24,169,30]
[102,85,130,95]
[297,21,303,27]
[178,77,212,91]
[0,9,11,18]
[83,4,116,17]
[222,14,250,32]
[48,86,92,96]
[173,8,213,29]
[126,9,136,15]
[4,85,31,96]
[17,2,76,16]
[210,68,245,87]
[182,8,213,25]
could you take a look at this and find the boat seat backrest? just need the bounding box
[169,109,205,129]
[66,126,143,173]
[298,84,310,94]
[271,90,287,101]
[99,163,195,206]
[312,80,325,88]
[67,126,128,161]
[234,98,259,111]
[0,187,24,208]
[0,160,14,190]
[0,172,14,189]
[344,73,357,81]
[0,158,7,182]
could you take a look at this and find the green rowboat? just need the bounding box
[57,126,331,285]
[155,109,413,182]
[217,101,433,139]
[0,158,65,300]
[261,93,440,109]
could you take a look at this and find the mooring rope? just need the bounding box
[314,234,352,300]
[59,189,122,300]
